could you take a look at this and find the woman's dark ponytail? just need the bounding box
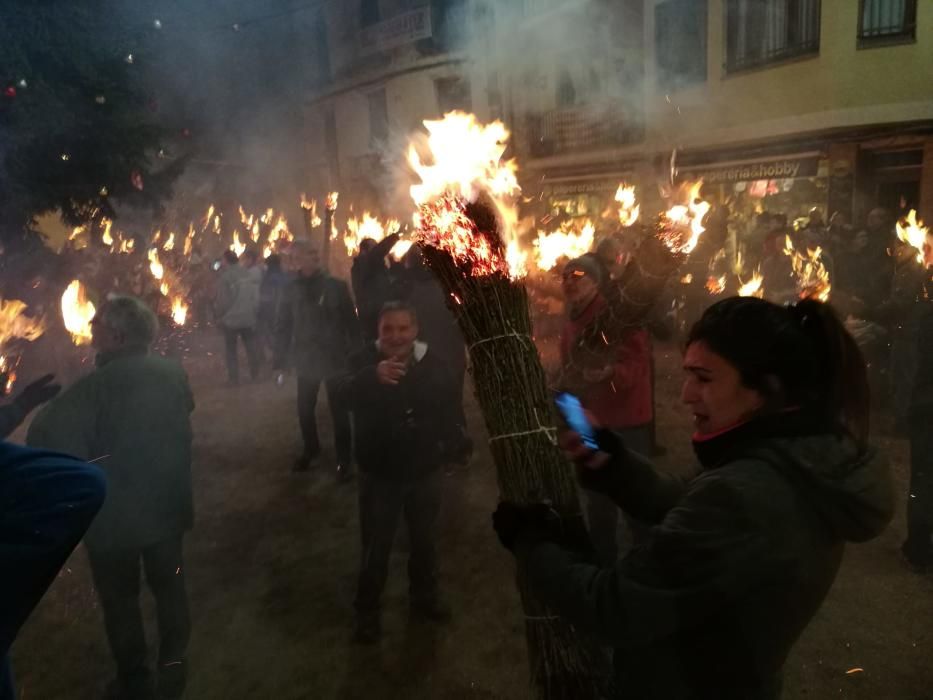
[789,299,870,450]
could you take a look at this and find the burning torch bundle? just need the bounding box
[409,112,603,698]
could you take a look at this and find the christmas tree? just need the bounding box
[0,1,186,246]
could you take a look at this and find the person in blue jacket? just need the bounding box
[0,378,106,700]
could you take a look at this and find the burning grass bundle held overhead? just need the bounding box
[408,111,694,698]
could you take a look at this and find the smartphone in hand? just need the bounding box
[554,392,599,450]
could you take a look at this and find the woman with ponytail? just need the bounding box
[493,297,894,700]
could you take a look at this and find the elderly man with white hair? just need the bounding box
[27,295,195,700]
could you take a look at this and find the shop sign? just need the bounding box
[540,178,625,196]
[681,156,821,184]
[360,8,433,54]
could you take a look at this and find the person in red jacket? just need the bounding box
[559,255,653,563]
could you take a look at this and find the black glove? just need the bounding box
[13,374,61,413]
[493,502,559,552]
[493,502,595,557]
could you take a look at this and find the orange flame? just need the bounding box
[148,249,164,280]
[533,221,595,271]
[101,218,114,246]
[737,269,765,298]
[162,232,175,251]
[344,213,400,256]
[61,280,96,345]
[658,181,711,255]
[184,225,195,257]
[614,185,640,228]
[301,195,322,227]
[230,231,246,257]
[0,354,17,394]
[202,204,215,232]
[390,239,414,261]
[409,112,523,279]
[171,297,188,326]
[326,192,339,211]
[896,210,931,267]
[0,298,47,346]
[784,236,831,302]
[706,275,727,295]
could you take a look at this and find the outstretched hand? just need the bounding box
[14,374,62,413]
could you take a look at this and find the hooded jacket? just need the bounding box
[518,411,893,700]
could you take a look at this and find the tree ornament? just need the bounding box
[153,19,162,29]
[17,79,27,88]
[4,86,16,98]
[95,95,106,104]
[125,53,134,64]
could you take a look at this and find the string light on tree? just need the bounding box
[125,53,134,64]
[17,79,27,88]
[153,18,162,29]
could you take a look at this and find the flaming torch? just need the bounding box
[784,236,831,302]
[896,210,932,267]
[409,111,602,699]
[171,297,189,326]
[737,268,765,298]
[61,280,96,346]
[322,192,339,272]
[614,184,640,228]
[0,298,47,393]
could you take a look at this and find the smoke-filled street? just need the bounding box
[3,2,933,699]
[8,340,932,699]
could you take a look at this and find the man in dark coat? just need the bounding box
[351,233,401,342]
[275,245,360,480]
[398,249,471,465]
[27,296,195,700]
[337,302,458,642]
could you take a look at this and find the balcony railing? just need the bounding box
[525,103,644,158]
[724,0,821,74]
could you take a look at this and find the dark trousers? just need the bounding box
[297,375,352,464]
[586,425,652,564]
[906,415,933,556]
[87,537,190,687]
[223,327,260,382]
[355,471,441,614]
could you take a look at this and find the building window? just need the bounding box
[361,0,380,28]
[367,89,388,146]
[435,77,472,114]
[858,0,917,44]
[655,0,708,89]
[725,0,821,73]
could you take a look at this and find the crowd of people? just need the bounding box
[0,201,929,700]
